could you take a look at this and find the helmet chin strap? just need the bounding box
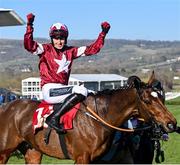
[64,38,67,45]
[51,38,54,45]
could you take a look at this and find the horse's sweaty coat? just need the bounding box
[0,73,177,164]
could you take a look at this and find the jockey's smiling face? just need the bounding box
[52,37,66,50]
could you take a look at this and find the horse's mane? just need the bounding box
[94,85,134,96]
[88,75,148,98]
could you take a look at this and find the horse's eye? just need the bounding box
[151,92,158,98]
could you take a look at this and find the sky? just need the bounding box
[0,0,180,41]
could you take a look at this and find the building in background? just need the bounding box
[21,77,42,100]
[21,74,128,100]
[69,74,127,91]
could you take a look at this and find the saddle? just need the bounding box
[32,100,80,134]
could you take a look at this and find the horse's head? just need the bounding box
[131,71,177,133]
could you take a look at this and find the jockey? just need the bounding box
[24,13,110,133]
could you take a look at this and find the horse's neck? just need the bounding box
[87,88,138,127]
[108,88,138,126]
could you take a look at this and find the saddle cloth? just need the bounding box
[32,100,80,133]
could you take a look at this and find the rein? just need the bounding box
[82,102,134,132]
[84,104,152,132]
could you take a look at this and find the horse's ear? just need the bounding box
[127,75,141,86]
[148,70,156,85]
[127,75,142,90]
[133,77,141,90]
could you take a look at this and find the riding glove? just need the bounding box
[27,13,35,26]
[101,22,110,34]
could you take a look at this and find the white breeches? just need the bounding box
[42,83,88,104]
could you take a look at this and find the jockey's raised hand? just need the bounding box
[101,21,110,34]
[27,13,35,25]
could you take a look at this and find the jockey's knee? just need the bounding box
[72,86,88,97]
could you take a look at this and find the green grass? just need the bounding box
[160,97,180,164]
[8,154,74,164]
[161,104,180,164]
[8,97,180,164]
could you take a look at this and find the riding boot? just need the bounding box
[45,93,85,133]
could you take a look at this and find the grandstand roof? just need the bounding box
[0,8,25,26]
[70,74,127,82]
[22,74,127,82]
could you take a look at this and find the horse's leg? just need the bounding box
[24,148,42,164]
[75,152,90,164]
[17,140,42,164]
[0,149,14,164]
[0,154,10,164]
[0,136,22,163]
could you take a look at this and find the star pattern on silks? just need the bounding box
[54,54,71,74]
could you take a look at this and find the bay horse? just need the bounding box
[93,72,180,164]
[0,75,177,164]
[92,71,167,164]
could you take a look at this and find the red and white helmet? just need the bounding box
[49,22,69,38]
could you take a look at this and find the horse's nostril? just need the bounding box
[167,123,175,130]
